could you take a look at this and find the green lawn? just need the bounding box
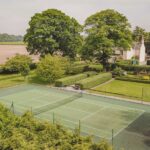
[0,71,48,88]
[0,41,25,45]
[92,80,150,102]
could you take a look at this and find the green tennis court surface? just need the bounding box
[0,84,149,150]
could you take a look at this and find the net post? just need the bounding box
[53,112,55,124]
[112,129,114,148]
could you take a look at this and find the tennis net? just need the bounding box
[33,92,82,115]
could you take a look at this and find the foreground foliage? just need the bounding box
[0,104,112,150]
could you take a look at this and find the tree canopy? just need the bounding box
[0,33,23,42]
[82,9,132,66]
[24,9,83,58]
[132,26,145,42]
[132,26,150,54]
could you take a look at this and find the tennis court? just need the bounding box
[0,84,149,150]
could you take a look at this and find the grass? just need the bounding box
[92,80,150,102]
[0,71,48,88]
[0,41,25,45]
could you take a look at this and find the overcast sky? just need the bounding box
[0,0,150,35]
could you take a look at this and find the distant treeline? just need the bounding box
[0,33,23,42]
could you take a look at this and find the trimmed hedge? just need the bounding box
[116,63,150,73]
[86,64,103,72]
[84,71,98,77]
[0,63,37,74]
[55,73,88,87]
[116,76,150,84]
[67,64,88,75]
[76,72,112,89]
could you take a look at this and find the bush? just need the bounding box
[112,67,124,77]
[84,71,98,77]
[36,55,67,83]
[76,73,112,89]
[55,73,87,87]
[66,64,88,75]
[3,54,32,72]
[86,64,103,72]
[116,63,150,74]
[116,76,150,84]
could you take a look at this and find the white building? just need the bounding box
[123,38,146,65]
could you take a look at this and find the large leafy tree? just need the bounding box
[24,9,83,58]
[132,26,145,42]
[82,9,132,66]
[132,26,150,54]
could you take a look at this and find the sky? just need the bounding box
[0,0,150,35]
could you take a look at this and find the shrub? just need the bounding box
[86,64,103,72]
[84,71,98,77]
[116,63,150,74]
[36,55,67,83]
[76,73,112,89]
[55,73,87,87]
[116,76,150,84]
[67,64,88,75]
[112,67,124,77]
[3,54,32,72]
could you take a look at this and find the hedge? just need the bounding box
[85,64,103,72]
[84,71,98,77]
[55,73,88,87]
[116,63,150,73]
[0,63,37,74]
[116,76,150,84]
[75,72,112,89]
[67,64,88,75]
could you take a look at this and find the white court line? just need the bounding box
[113,110,145,138]
[62,105,91,114]
[76,98,144,112]
[81,106,106,121]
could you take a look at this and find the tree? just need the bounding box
[132,26,150,54]
[82,9,132,66]
[4,54,32,73]
[36,55,68,82]
[132,26,145,42]
[0,33,23,42]
[24,9,83,58]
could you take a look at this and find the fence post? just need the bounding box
[79,120,81,135]
[142,87,144,104]
[112,129,114,148]
[11,101,14,114]
[53,112,55,124]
